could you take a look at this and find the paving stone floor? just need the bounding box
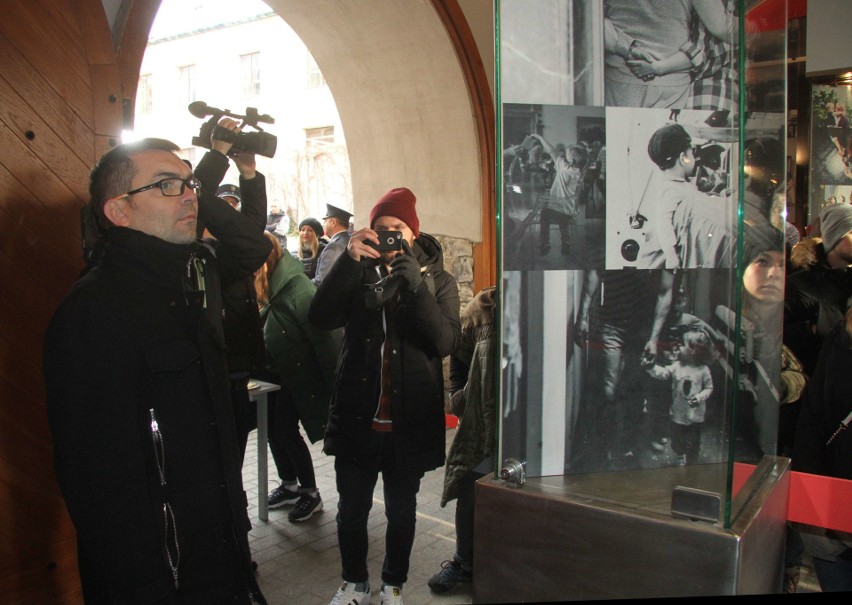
[243,428,472,605]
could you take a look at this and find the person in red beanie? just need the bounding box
[309,187,461,605]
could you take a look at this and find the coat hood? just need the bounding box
[789,237,826,271]
[413,232,445,273]
[269,249,312,300]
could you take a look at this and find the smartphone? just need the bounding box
[365,231,403,252]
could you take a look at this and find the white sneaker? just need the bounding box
[379,584,404,605]
[329,581,371,605]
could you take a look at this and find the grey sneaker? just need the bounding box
[288,491,323,522]
[329,581,371,605]
[428,559,472,593]
[268,483,300,509]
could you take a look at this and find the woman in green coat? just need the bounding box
[256,232,341,523]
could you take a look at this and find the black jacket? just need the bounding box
[194,151,267,376]
[792,320,852,480]
[308,233,460,474]
[784,237,852,375]
[43,192,270,604]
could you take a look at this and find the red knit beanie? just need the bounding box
[369,187,419,237]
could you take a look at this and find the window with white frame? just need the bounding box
[307,54,324,89]
[305,126,334,148]
[241,52,261,97]
[138,74,153,114]
[179,64,196,105]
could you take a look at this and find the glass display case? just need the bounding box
[476,1,790,599]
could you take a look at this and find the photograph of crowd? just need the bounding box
[503,104,606,271]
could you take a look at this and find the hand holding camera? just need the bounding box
[346,227,382,261]
[389,240,423,291]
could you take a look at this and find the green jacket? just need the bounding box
[441,286,497,506]
[262,250,341,442]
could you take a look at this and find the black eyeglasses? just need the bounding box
[125,176,201,198]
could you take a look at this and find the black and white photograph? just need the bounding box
[500,262,786,476]
[497,0,787,481]
[605,107,737,269]
[603,0,738,111]
[503,103,606,271]
[499,0,601,106]
[504,269,735,475]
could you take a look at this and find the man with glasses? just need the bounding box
[44,136,271,604]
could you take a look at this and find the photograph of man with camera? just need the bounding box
[606,108,736,270]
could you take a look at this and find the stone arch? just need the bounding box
[117,0,496,288]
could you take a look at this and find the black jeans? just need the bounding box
[335,432,424,587]
[267,387,317,490]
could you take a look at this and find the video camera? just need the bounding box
[189,101,278,158]
[693,142,728,194]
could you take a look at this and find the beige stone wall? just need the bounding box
[436,234,477,410]
[437,234,476,312]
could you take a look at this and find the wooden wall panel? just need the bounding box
[90,63,124,139]
[0,33,96,167]
[0,1,94,131]
[0,92,91,203]
[69,0,119,67]
[0,0,116,602]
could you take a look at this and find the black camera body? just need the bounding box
[189,102,278,158]
[365,231,403,252]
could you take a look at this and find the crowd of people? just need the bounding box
[42,115,496,605]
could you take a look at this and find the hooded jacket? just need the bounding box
[261,249,341,442]
[441,286,497,507]
[308,232,460,474]
[784,236,852,375]
[793,319,852,480]
[44,192,270,604]
[792,319,852,562]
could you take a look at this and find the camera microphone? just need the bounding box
[188,101,220,119]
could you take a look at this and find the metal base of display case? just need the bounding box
[472,456,790,601]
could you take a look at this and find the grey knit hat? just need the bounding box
[742,222,785,267]
[819,203,852,252]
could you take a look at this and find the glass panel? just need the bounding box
[496,0,786,528]
[731,0,788,523]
